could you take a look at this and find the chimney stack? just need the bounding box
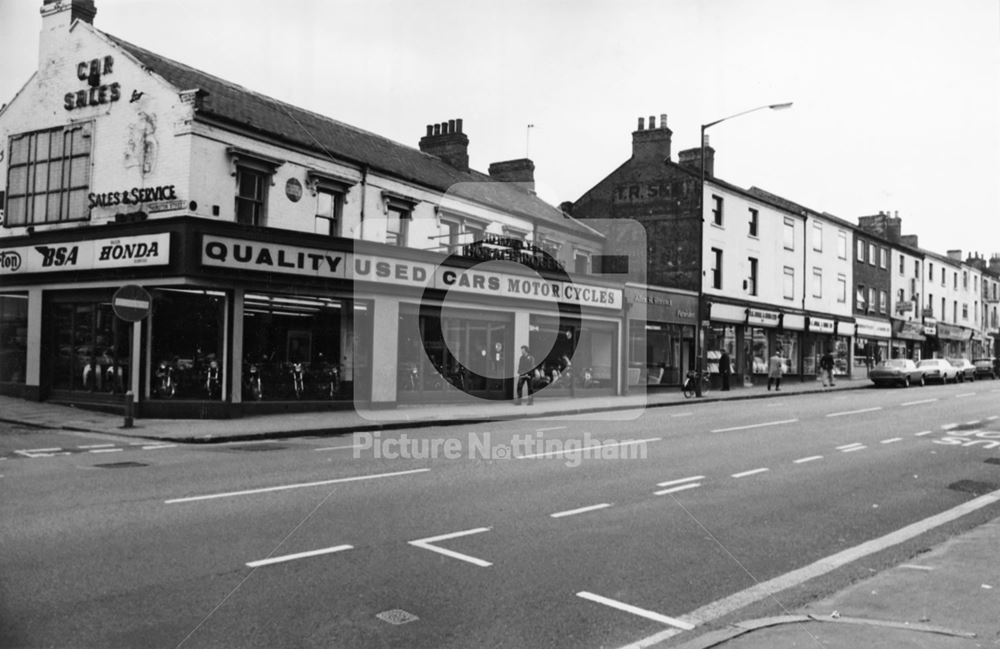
[632,111,672,164]
[419,118,469,171]
[857,211,902,243]
[677,135,715,177]
[40,0,97,68]
[488,158,535,193]
[947,249,963,261]
[900,234,919,249]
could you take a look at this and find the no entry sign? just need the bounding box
[112,284,152,322]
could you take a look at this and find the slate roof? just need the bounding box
[103,33,599,238]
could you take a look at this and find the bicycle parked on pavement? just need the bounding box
[682,370,711,399]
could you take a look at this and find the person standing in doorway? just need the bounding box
[819,348,836,387]
[516,345,536,405]
[719,350,732,391]
[767,349,783,391]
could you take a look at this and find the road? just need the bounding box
[2,380,1000,648]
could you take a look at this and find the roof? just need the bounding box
[103,33,599,239]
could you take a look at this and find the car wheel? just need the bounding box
[903,376,911,388]
[919,375,926,387]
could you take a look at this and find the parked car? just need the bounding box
[869,359,925,387]
[947,358,977,382]
[916,358,959,383]
[973,358,998,380]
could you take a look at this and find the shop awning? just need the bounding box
[891,319,926,342]
[936,322,973,341]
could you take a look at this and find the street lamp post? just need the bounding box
[694,102,793,396]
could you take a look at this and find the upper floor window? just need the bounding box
[962,303,969,320]
[914,259,920,278]
[953,271,958,290]
[837,274,847,303]
[748,208,759,237]
[783,217,795,250]
[5,124,92,226]
[898,254,905,275]
[811,267,822,298]
[897,288,905,305]
[711,248,723,289]
[928,262,933,281]
[869,287,877,312]
[941,267,946,286]
[747,257,758,295]
[879,290,887,313]
[575,250,591,274]
[308,171,353,238]
[963,271,968,289]
[812,222,823,251]
[856,285,866,311]
[235,167,269,226]
[856,239,865,262]
[868,243,876,266]
[386,205,411,246]
[783,266,795,299]
[837,230,847,259]
[711,195,723,226]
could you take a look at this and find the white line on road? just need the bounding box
[836,443,864,450]
[657,476,705,488]
[988,415,999,421]
[550,503,612,518]
[956,393,976,398]
[826,407,882,417]
[793,455,823,464]
[841,445,867,453]
[711,419,798,433]
[165,468,430,504]
[516,437,660,459]
[89,448,124,454]
[654,483,701,496]
[20,447,62,453]
[731,468,769,479]
[899,564,935,571]
[901,398,937,406]
[78,443,115,449]
[246,544,353,568]
[142,443,177,450]
[941,423,959,430]
[914,431,933,437]
[536,426,567,432]
[670,412,694,418]
[966,420,981,426]
[408,527,492,567]
[880,438,903,444]
[576,592,695,630]
[313,444,361,452]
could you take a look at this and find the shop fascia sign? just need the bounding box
[460,236,562,273]
[922,316,938,336]
[64,55,121,111]
[201,235,621,309]
[808,316,835,333]
[746,307,780,327]
[855,316,892,338]
[0,233,169,275]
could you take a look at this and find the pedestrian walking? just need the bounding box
[767,349,783,391]
[719,350,731,391]
[819,349,836,387]
[515,345,535,405]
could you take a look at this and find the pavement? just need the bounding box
[3,375,999,648]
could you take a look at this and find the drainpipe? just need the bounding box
[359,163,370,240]
[802,214,807,381]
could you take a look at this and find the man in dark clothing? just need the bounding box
[819,349,836,387]
[719,351,732,391]
[516,346,536,405]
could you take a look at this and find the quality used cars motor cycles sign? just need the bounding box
[201,235,620,309]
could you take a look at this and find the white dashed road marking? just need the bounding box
[78,443,115,449]
[836,443,864,450]
[657,476,704,488]
[550,503,612,518]
[246,544,353,568]
[313,444,361,452]
[901,399,937,406]
[654,483,702,496]
[516,438,660,460]
[826,407,882,418]
[841,445,867,453]
[793,455,823,464]
[409,527,492,568]
[914,431,933,437]
[956,393,975,398]
[880,437,903,444]
[576,591,695,630]
[942,423,959,430]
[731,468,769,479]
[711,419,797,433]
[89,448,123,454]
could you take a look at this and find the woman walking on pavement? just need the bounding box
[767,349,783,391]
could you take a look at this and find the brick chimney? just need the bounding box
[900,234,919,249]
[989,254,1000,276]
[677,139,715,178]
[632,113,672,164]
[40,0,97,68]
[947,249,963,261]
[966,252,987,271]
[419,119,469,172]
[488,158,535,193]
[857,211,902,243]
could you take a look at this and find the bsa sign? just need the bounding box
[0,233,170,276]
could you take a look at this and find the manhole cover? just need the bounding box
[948,479,1000,496]
[229,444,286,452]
[94,461,148,468]
[375,609,419,625]
[985,458,1000,466]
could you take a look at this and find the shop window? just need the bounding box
[50,298,129,394]
[631,322,690,386]
[783,266,794,299]
[706,325,736,377]
[711,248,723,289]
[5,123,92,226]
[776,332,799,375]
[748,208,758,237]
[530,315,617,393]
[711,195,723,226]
[783,218,795,250]
[0,294,28,383]
[838,230,847,259]
[747,257,758,296]
[243,292,370,401]
[150,290,226,400]
[747,327,769,375]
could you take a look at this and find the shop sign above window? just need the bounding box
[0,233,169,275]
[808,317,835,333]
[64,55,121,111]
[460,234,563,273]
[746,308,780,327]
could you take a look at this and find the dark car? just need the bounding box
[869,359,925,387]
[973,358,997,380]
[947,358,977,382]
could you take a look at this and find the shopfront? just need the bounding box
[706,302,806,387]
[0,217,624,416]
[935,323,972,359]
[854,316,892,373]
[890,319,925,361]
[803,316,853,378]
[625,286,698,388]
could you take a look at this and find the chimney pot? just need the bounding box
[660,113,667,129]
[456,118,463,133]
[433,123,441,136]
[426,125,433,136]
[448,119,456,134]
[637,117,645,131]
[648,115,656,129]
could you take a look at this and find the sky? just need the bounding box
[2,0,999,260]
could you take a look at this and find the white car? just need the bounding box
[916,358,959,384]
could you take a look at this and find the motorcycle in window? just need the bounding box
[323,361,342,399]
[205,360,222,399]
[290,362,305,400]
[155,362,176,399]
[246,363,263,401]
[105,363,124,394]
